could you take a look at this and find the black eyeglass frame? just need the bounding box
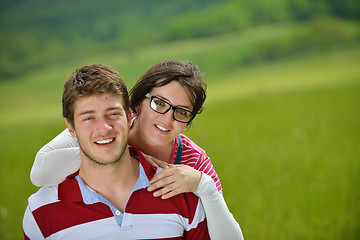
[145,93,196,123]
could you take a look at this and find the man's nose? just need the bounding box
[97,117,112,130]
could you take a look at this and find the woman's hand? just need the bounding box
[147,164,202,199]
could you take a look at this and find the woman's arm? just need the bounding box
[147,165,244,240]
[196,173,244,240]
[30,129,81,187]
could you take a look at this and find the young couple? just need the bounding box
[23,60,243,239]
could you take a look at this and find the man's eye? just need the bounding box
[109,112,122,118]
[84,117,93,121]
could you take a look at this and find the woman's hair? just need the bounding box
[129,60,206,123]
[62,64,130,127]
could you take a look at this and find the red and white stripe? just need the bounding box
[23,147,210,240]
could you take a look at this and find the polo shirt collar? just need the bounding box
[58,146,158,204]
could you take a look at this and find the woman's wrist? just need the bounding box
[194,172,218,198]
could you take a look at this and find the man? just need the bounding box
[23,64,210,239]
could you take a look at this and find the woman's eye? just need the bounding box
[176,109,188,116]
[154,99,165,106]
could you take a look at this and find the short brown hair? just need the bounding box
[62,64,130,127]
[129,60,206,123]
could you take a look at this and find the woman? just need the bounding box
[31,60,243,240]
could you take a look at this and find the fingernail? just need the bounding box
[153,192,159,197]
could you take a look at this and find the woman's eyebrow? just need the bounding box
[156,95,192,110]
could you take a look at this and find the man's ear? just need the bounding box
[127,109,132,129]
[65,118,77,138]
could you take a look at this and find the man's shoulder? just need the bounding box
[27,174,80,212]
[28,185,59,212]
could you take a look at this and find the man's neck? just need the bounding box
[78,148,140,212]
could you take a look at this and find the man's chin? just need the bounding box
[89,155,122,166]
[80,140,128,167]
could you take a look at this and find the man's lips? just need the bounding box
[95,138,115,145]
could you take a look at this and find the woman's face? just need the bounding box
[136,80,193,147]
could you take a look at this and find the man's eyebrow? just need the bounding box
[77,107,124,117]
[78,110,95,116]
[106,107,123,111]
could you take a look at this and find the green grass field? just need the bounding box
[188,48,360,239]
[0,25,359,239]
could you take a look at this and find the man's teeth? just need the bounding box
[96,139,114,144]
[156,125,169,132]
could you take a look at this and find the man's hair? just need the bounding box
[62,64,130,127]
[129,60,206,124]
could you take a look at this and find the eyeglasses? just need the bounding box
[145,93,195,123]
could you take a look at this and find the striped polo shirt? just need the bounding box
[23,147,210,240]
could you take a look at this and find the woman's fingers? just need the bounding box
[147,165,202,198]
[153,181,182,199]
[148,168,177,191]
[150,157,169,169]
[142,153,169,168]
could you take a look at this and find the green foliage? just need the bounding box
[163,0,360,41]
[1,0,359,79]
[240,17,360,65]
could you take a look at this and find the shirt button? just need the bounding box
[115,210,121,216]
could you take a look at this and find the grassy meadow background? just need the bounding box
[1,1,360,239]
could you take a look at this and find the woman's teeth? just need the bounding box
[155,125,169,132]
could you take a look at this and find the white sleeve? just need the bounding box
[195,173,244,240]
[30,129,81,187]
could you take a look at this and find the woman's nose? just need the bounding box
[162,108,174,123]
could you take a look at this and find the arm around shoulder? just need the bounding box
[30,129,81,187]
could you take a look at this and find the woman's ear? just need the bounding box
[135,105,140,114]
[135,101,144,114]
[65,118,77,138]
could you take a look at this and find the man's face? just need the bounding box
[66,94,130,166]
